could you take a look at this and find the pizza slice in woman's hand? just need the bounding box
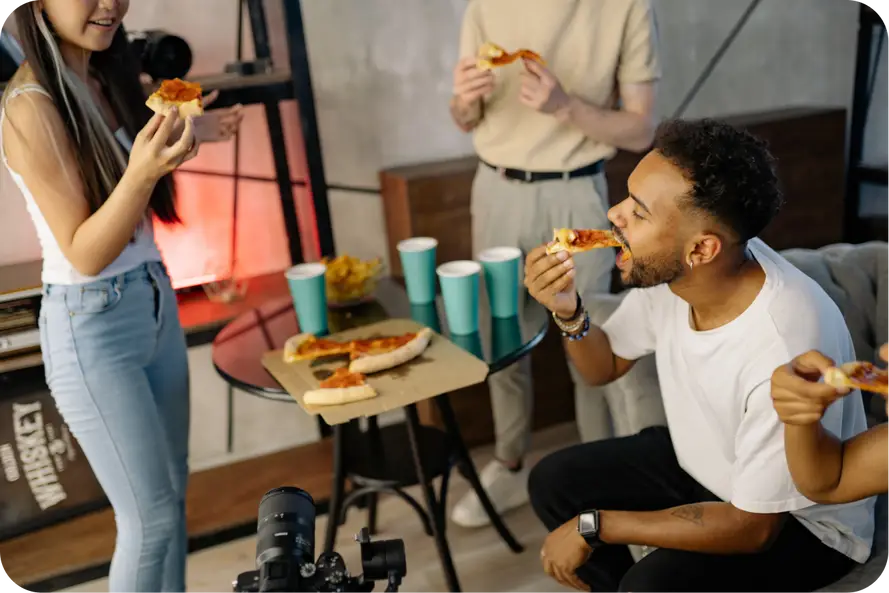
[146,78,204,118]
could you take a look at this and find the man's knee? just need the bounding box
[528,451,573,530]
[618,550,684,592]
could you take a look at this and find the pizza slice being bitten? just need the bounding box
[146,78,204,118]
[823,361,888,396]
[545,228,624,255]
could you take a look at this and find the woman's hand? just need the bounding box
[128,108,198,184]
[771,350,849,426]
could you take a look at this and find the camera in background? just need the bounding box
[234,487,407,593]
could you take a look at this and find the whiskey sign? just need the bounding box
[0,375,105,540]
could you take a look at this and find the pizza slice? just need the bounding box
[545,228,624,254]
[349,327,434,374]
[303,367,378,406]
[823,361,888,396]
[477,42,545,70]
[146,78,204,118]
[283,333,352,363]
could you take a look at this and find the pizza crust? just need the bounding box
[146,93,204,118]
[303,384,378,406]
[822,366,852,390]
[283,333,317,363]
[349,327,433,374]
[476,42,505,71]
[545,229,577,254]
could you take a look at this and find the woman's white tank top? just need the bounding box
[0,84,163,285]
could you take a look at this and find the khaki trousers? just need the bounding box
[471,163,615,461]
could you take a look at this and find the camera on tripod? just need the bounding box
[234,487,407,592]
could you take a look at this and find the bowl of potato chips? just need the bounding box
[323,254,384,307]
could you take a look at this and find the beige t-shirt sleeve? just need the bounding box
[458,0,484,60]
[618,0,662,84]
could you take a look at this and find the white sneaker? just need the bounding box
[450,460,530,528]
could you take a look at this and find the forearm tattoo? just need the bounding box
[670,503,704,526]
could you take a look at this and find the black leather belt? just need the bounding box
[482,159,604,183]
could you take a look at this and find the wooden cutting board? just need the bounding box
[262,318,490,425]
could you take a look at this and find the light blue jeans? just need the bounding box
[39,261,190,592]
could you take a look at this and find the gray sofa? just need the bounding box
[580,241,888,589]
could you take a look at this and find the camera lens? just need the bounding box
[361,538,407,582]
[127,30,192,81]
[255,487,316,570]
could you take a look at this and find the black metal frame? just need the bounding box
[323,398,524,593]
[844,4,888,242]
[187,0,337,267]
[282,0,336,259]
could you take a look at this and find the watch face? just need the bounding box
[578,512,598,537]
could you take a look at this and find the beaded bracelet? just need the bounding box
[553,309,585,334]
[563,313,591,341]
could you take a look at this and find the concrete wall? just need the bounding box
[0,0,882,270]
[0,0,883,469]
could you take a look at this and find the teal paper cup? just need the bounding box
[451,331,484,359]
[437,260,481,335]
[410,303,442,333]
[478,246,522,318]
[398,237,438,304]
[285,262,328,335]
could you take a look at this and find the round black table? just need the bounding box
[213,278,549,399]
[212,278,549,592]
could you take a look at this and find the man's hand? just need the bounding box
[453,56,495,106]
[540,518,591,592]
[771,350,850,426]
[524,245,577,319]
[519,59,570,115]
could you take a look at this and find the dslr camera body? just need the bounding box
[234,487,407,593]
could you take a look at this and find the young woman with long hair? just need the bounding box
[1,2,241,590]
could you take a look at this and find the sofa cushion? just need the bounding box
[818,494,887,592]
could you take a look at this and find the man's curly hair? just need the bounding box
[653,118,783,243]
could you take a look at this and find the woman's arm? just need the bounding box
[3,92,186,276]
[784,422,888,505]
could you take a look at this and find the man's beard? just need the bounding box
[620,250,685,289]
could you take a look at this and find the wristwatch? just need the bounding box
[577,510,603,548]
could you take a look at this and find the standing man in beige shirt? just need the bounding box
[449,0,661,528]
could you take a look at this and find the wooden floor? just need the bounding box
[62,424,579,593]
[0,438,335,589]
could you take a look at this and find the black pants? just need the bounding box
[529,426,857,592]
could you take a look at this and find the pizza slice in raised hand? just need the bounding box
[146,78,204,118]
[823,361,888,396]
[477,42,545,70]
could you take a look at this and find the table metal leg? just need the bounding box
[435,394,524,553]
[324,423,346,553]
[404,405,461,592]
[226,385,234,454]
[365,416,381,535]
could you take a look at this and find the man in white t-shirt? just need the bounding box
[523,118,874,592]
